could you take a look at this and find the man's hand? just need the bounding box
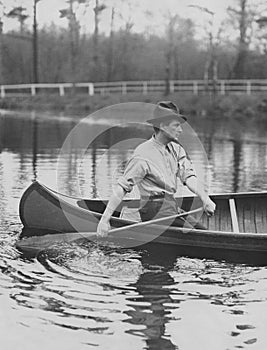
[185,177,216,217]
[96,218,110,237]
[96,185,125,237]
[203,197,216,216]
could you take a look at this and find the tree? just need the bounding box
[92,0,106,80]
[38,25,70,83]
[227,0,257,78]
[0,16,3,84]
[3,1,267,84]
[256,16,267,54]
[164,14,177,95]
[188,5,224,95]
[105,6,115,81]
[6,6,29,33]
[33,0,40,83]
[60,0,81,83]
[163,14,199,94]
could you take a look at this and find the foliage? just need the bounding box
[1,0,267,84]
[0,92,266,121]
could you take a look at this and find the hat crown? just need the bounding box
[158,101,179,114]
[146,101,187,126]
[153,101,181,119]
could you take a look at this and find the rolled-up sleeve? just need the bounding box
[117,157,148,193]
[177,149,196,185]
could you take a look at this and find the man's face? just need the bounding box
[160,119,183,142]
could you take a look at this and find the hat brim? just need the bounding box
[146,114,187,126]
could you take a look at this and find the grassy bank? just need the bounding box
[0,93,266,119]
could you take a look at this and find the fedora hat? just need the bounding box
[146,101,187,126]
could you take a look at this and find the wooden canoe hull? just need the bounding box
[17,181,267,264]
[16,232,267,265]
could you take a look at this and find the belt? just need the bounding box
[141,192,175,202]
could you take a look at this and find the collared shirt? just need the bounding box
[117,136,196,198]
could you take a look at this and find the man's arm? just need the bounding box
[97,185,126,237]
[97,156,148,236]
[185,176,216,216]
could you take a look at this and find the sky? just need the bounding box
[2,0,235,36]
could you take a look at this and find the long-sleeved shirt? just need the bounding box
[117,136,196,199]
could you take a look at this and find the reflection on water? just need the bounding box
[0,110,267,349]
[1,241,267,349]
[125,247,179,350]
[0,111,267,198]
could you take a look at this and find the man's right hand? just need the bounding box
[96,185,125,237]
[96,218,110,237]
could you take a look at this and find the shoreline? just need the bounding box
[0,93,266,119]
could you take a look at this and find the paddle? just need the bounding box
[16,207,203,254]
[96,206,204,237]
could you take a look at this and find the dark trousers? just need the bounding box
[139,196,206,230]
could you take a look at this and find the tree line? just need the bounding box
[1,0,267,85]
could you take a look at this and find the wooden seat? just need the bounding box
[229,198,240,233]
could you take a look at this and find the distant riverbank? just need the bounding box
[0,93,266,119]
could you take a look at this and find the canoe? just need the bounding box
[17,181,267,264]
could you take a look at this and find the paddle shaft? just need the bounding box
[52,207,203,241]
[103,207,203,235]
[55,208,203,241]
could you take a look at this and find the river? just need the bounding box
[0,107,267,350]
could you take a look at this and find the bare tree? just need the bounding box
[188,5,223,95]
[164,14,198,95]
[0,2,3,84]
[33,0,40,83]
[60,0,81,84]
[164,14,177,95]
[204,17,223,95]
[92,0,106,80]
[227,0,257,78]
[106,6,115,81]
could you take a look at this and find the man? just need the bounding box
[97,101,216,237]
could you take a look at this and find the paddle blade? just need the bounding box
[16,232,98,255]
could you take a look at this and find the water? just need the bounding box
[0,109,267,350]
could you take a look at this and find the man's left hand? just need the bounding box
[203,197,216,216]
